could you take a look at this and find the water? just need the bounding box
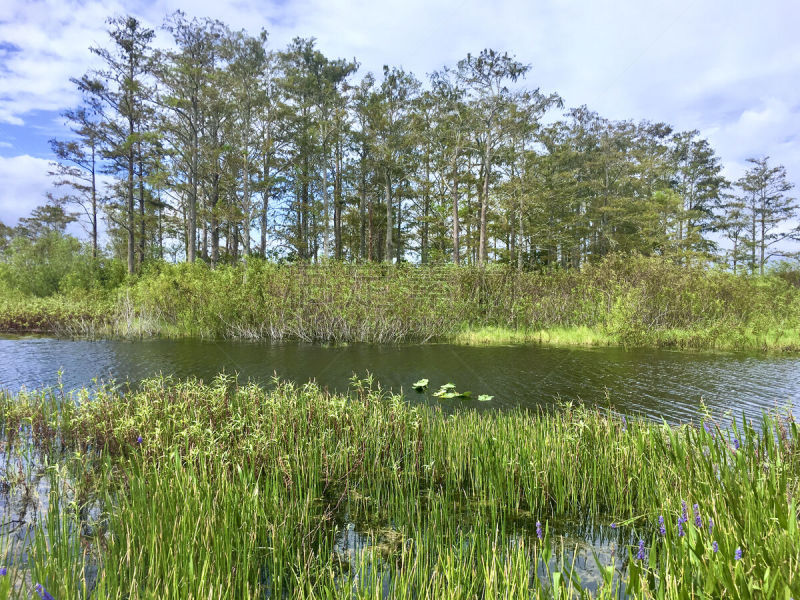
[2,335,795,595]
[3,335,798,424]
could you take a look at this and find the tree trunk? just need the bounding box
[384,168,393,262]
[759,191,766,275]
[368,195,374,262]
[322,141,330,258]
[261,149,270,257]
[127,142,135,274]
[478,144,490,266]
[91,146,97,260]
[242,150,251,269]
[137,146,146,268]
[452,169,460,265]
[359,165,367,261]
[188,115,198,264]
[334,140,343,260]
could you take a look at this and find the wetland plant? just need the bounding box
[0,375,795,598]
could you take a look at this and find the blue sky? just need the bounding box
[1,0,799,230]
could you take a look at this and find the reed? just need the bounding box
[0,376,797,598]
[2,255,800,351]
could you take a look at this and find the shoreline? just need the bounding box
[2,322,799,353]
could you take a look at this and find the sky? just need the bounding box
[1,0,799,230]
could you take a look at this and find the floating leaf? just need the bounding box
[412,378,429,391]
[433,383,472,399]
[478,394,494,402]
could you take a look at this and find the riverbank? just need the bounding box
[0,376,797,598]
[2,256,799,351]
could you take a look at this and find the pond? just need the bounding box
[3,335,799,424]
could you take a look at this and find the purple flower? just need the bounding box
[712,541,718,553]
[678,520,685,537]
[636,540,646,561]
[658,515,666,536]
[0,566,6,575]
[610,522,617,529]
[693,504,702,528]
[681,501,688,522]
[735,547,742,561]
[137,435,143,444]
[621,415,627,431]
[18,425,22,432]
[733,438,740,451]
[708,519,714,536]
[35,584,55,600]
[536,520,543,540]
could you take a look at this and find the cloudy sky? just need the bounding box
[1,0,798,227]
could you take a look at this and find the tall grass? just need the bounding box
[0,375,797,598]
[2,255,800,350]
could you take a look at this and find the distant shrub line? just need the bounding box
[1,255,799,350]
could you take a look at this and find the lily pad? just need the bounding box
[412,378,429,391]
[478,394,494,402]
[433,384,472,399]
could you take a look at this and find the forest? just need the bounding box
[2,12,798,277]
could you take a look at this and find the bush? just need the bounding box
[0,232,125,297]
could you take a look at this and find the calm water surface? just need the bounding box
[3,335,798,424]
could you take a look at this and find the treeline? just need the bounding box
[10,13,800,274]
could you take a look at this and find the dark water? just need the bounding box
[3,335,798,424]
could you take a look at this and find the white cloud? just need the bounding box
[705,97,800,184]
[0,154,54,225]
[1,0,798,225]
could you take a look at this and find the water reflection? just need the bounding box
[3,335,799,424]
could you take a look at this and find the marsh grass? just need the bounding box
[0,375,796,598]
[2,256,800,351]
[451,326,609,346]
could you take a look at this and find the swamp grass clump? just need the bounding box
[2,255,800,350]
[0,375,797,598]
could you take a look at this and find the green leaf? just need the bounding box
[477,394,494,402]
[411,378,429,391]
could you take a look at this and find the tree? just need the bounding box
[158,12,229,264]
[737,157,798,274]
[225,29,269,268]
[456,50,535,265]
[671,130,728,257]
[375,66,419,262]
[48,102,103,258]
[75,16,155,274]
[429,68,472,264]
[16,203,77,239]
[717,193,748,273]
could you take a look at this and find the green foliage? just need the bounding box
[0,232,98,297]
[0,376,797,598]
[1,255,799,350]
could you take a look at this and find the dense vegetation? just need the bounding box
[5,12,795,276]
[0,376,796,598]
[1,252,799,350]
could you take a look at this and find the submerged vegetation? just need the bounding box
[2,255,800,351]
[0,375,797,598]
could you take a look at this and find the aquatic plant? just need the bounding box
[0,375,796,598]
[411,378,429,391]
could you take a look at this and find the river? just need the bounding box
[3,335,798,423]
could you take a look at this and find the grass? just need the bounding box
[451,325,611,346]
[0,375,797,598]
[2,255,800,352]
